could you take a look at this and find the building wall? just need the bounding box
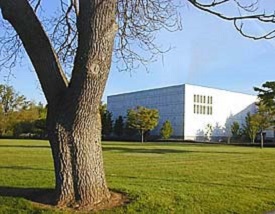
[107,85,185,136]
[107,84,259,141]
[184,84,257,141]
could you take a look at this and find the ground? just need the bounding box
[0,139,275,213]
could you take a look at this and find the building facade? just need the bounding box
[107,84,259,141]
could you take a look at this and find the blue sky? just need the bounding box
[1,1,275,104]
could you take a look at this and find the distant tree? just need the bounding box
[33,118,47,138]
[0,84,29,136]
[254,102,273,148]
[205,124,213,141]
[254,82,275,114]
[99,103,113,137]
[254,82,275,145]
[231,122,241,139]
[242,113,259,144]
[102,111,113,137]
[0,84,28,114]
[160,120,173,140]
[12,103,47,138]
[127,106,159,143]
[114,116,124,137]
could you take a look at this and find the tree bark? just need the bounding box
[47,106,74,206]
[65,0,117,207]
[0,0,118,208]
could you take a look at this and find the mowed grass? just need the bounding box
[0,140,275,213]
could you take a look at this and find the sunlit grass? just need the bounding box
[0,139,275,213]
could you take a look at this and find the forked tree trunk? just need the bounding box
[0,0,117,208]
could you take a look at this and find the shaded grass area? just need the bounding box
[1,139,275,213]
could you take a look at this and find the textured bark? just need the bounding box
[0,0,118,208]
[67,0,117,206]
[47,106,74,206]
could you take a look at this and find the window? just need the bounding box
[194,94,213,115]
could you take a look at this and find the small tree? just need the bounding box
[99,103,113,137]
[255,82,275,146]
[255,102,272,149]
[231,121,241,139]
[205,123,213,141]
[127,106,159,143]
[160,120,173,140]
[114,116,124,137]
[242,113,259,144]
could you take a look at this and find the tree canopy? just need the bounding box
[160,120,173,140]
[127,106,159,143]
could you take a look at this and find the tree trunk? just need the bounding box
[141,130,144,143]
[0,0,117,208]
[48,97,111,207]
[70,111,110,206]
[227,136,231,144]
[260,131,264,149]
[47,106,75,206]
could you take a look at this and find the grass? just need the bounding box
[0,140,275,213]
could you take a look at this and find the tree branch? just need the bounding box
[0,0,69,104]
[188,0,275,40]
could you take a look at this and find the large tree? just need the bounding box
[0,0,180,209]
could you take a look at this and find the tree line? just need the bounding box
[100,104,173,142]
[0,84,47,138]
[229,82,275,148]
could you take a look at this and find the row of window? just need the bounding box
[194,105,213,115]
[194,94,213,104]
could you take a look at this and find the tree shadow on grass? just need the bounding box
[0,145,50,149]
[112,175,275,192]
[103,147,251,155]
[0,165,53,172]
[0,186,55,205]
[103,147,192,154]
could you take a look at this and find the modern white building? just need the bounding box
[107,84,259,141]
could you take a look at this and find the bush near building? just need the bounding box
[160,120,173,140]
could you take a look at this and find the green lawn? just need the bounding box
[0,140,275,213]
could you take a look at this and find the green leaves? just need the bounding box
[160,120,173,140]
[254,81,275,115]
[127,106,159,142]
[127,106,159,132]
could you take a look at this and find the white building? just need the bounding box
[107,84,260,141]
